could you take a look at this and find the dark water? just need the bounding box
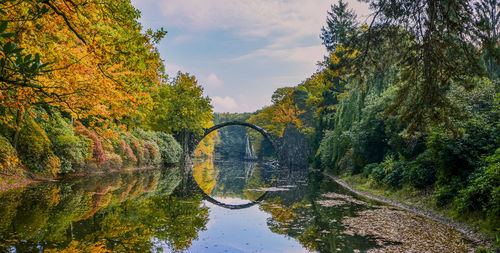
[0,159,476,252]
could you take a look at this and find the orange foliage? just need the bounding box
[74,121,106,165]
[45,241,110,253]
[272,103,305,131]
[1,1,165,125]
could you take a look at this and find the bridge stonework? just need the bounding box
[189,121,309,169]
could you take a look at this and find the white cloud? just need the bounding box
[205,73,223,88]
[156,0,370,38]
[211,96,238,112]
[131,0,372,113]
[211,95,257,113]
[136,0,369,70]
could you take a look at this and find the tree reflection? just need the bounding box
[192,159,217,195]
[192,158,272,202]
[0,168,209,252]
[259,172,381,252]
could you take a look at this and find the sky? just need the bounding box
[130,0,372,113]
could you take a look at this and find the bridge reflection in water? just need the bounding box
[189,158,277,210]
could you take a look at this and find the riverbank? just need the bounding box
[323,172,495,250]
[56,165,168,180]
[0,175,36,193]
[0,165,175,194]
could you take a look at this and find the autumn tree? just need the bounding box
[1,0,167,132]
[473,0,500,79]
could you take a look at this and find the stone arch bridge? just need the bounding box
[190,121,310,169]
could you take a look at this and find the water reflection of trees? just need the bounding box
[0,165,388,252]
[259,172,381,252]
[0,168,209,252]
[192,159,272,202]
[192,159,218,195]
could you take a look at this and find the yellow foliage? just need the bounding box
[194,122,219,158]
[192,159,217,195]
[45,241,111,253]
[0,135,23,176]
[272,103,305,133]
[2,1,164,124]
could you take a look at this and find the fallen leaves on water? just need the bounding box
[316,199,347,207]
[342,206,477,252]
[317,192,367,206]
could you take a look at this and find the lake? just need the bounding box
[0,158,477,252]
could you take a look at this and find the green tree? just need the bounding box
[320,0,357,52]
[356,0,484,133]
[148,72,213,150]
[473,0,500,79]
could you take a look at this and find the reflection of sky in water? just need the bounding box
[188,198,310,253]
[212,196,253,205]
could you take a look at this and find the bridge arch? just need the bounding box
[190,121,280,158]
[199,188,268,210]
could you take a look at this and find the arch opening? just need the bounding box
[192,121,278,159]
[190,121,280,209]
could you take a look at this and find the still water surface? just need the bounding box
[0,158,477,252]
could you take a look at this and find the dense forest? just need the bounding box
[242,0,500,242]
[0,1,212,183]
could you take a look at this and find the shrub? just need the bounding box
[487,186,500,234]
[130,138,145,166]
[370,163,386,183]
[119,139,137,167]
[142,141,151,165]
[456,148,500,231]
[37,111,90,173]
[362,163,378,178]
[367,155,415,189]
[133,129,166,165]
[154,132,182,164]
[144,142,162,165]
[385,162,404,188]
[17,119,60,177]
[369,155,396,185]
[404,151,437,189]
[74,122,106,165]
[0,134,23,176]
[434,181,463,207]
[102,153,123,171]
